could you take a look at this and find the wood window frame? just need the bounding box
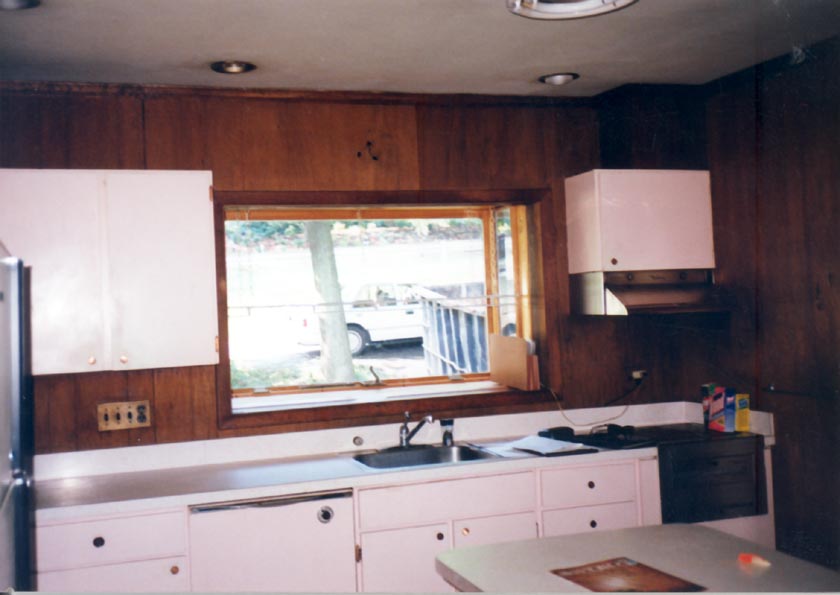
[213,189,555,433]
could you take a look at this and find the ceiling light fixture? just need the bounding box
[507,0,636,20]
[539,72,580,86]
[0,0,39,9]
[210,60,257,75]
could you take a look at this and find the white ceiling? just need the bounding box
[1,0,838,97]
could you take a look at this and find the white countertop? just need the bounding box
[35,443,655,522]
[435,524,840,592]
[33,402,775,523]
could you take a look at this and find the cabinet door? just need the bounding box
[37,557,188,593]
[189,493,356,592]
[596,170,715,272]
[104,171,218,370]
[453,512,537,548]
[0,169,108,374]
[360,523,453,593]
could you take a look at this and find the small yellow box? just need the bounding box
[735,394,750,432]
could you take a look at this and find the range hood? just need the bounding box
[570,269,723,315]
[565,169,721,316]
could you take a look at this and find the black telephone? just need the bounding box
[537,426,576,441]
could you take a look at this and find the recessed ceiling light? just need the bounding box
[0,0,39,9]
[507,0,637,20]
[539,72,580,86]
[210,60,257,75]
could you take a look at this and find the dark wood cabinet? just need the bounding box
[658,434,766,523]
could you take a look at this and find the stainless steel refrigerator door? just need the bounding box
[0,257,32,590]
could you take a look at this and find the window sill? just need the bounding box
[231,380,509,414]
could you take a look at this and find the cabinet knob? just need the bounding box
[610,258,618,265]
[92,536,105,548]
[461,527,470,536]
[590,520,598,529]
[119,355,129,364]
[88,356,97,365]
[170,566,180,575]
[436,532,445,541]
[587,480,596,489]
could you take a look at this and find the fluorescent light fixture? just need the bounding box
[0,0,39,9]
[539,72,580,86]
[508,0,637,20]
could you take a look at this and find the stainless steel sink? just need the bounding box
[353,444,497,469]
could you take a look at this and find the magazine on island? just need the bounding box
[551,557,705,592]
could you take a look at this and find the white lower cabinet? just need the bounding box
[542,501,638,536]
[356,472,537,593]
[360,523,453,593]
[188,490,356,593]
[35,509,188,592]
[37,557,189,592]
[539,461,647,538]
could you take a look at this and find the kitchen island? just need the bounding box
[436,524,840,592]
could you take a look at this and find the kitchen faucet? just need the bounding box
[399,411,434,448]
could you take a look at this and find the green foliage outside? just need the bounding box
[226,218,482,250]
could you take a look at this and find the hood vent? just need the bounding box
[570,270,723,316]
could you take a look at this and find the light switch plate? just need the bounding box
[97,400,152,431]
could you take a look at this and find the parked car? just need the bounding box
[300,283,424,355]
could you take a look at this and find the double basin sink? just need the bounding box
[353,444,498,469]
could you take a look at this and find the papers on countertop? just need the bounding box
[507,435,598,457]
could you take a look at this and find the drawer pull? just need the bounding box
[436,532,445,541]
[170,565,180,575]
[92,536,105,548]
[587,481,596,489]
[461,527,470,536]
[589,520,598,528]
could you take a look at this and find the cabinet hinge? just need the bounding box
[209,185,214,202]
[215,336,220,353]
[355,544,362,563]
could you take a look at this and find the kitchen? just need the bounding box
[0,0,838,591]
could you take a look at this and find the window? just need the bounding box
[220,203,534,413]
[212,190,552,431]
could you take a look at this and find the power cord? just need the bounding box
[542,374,647,427]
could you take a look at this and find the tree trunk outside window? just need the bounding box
[304,221,355,383]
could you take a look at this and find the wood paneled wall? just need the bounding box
[709,40,840,567]
[2,38,838,567]
[704,39,840,568]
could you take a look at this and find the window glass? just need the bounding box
[225,214,502,394]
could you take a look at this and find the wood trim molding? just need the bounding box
[214,189,550,207]
[0,79,596,108]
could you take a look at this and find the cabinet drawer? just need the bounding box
[453,512,537,548]
[37,511,186,571]
[37,556,189,592]
[542,502,638,537]
[359,472,534,531]
[541,463,636,509]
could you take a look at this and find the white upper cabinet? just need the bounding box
[0,169,218,375]
[565,169,715,274]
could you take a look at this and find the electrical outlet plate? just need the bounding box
[97,400,152,432]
